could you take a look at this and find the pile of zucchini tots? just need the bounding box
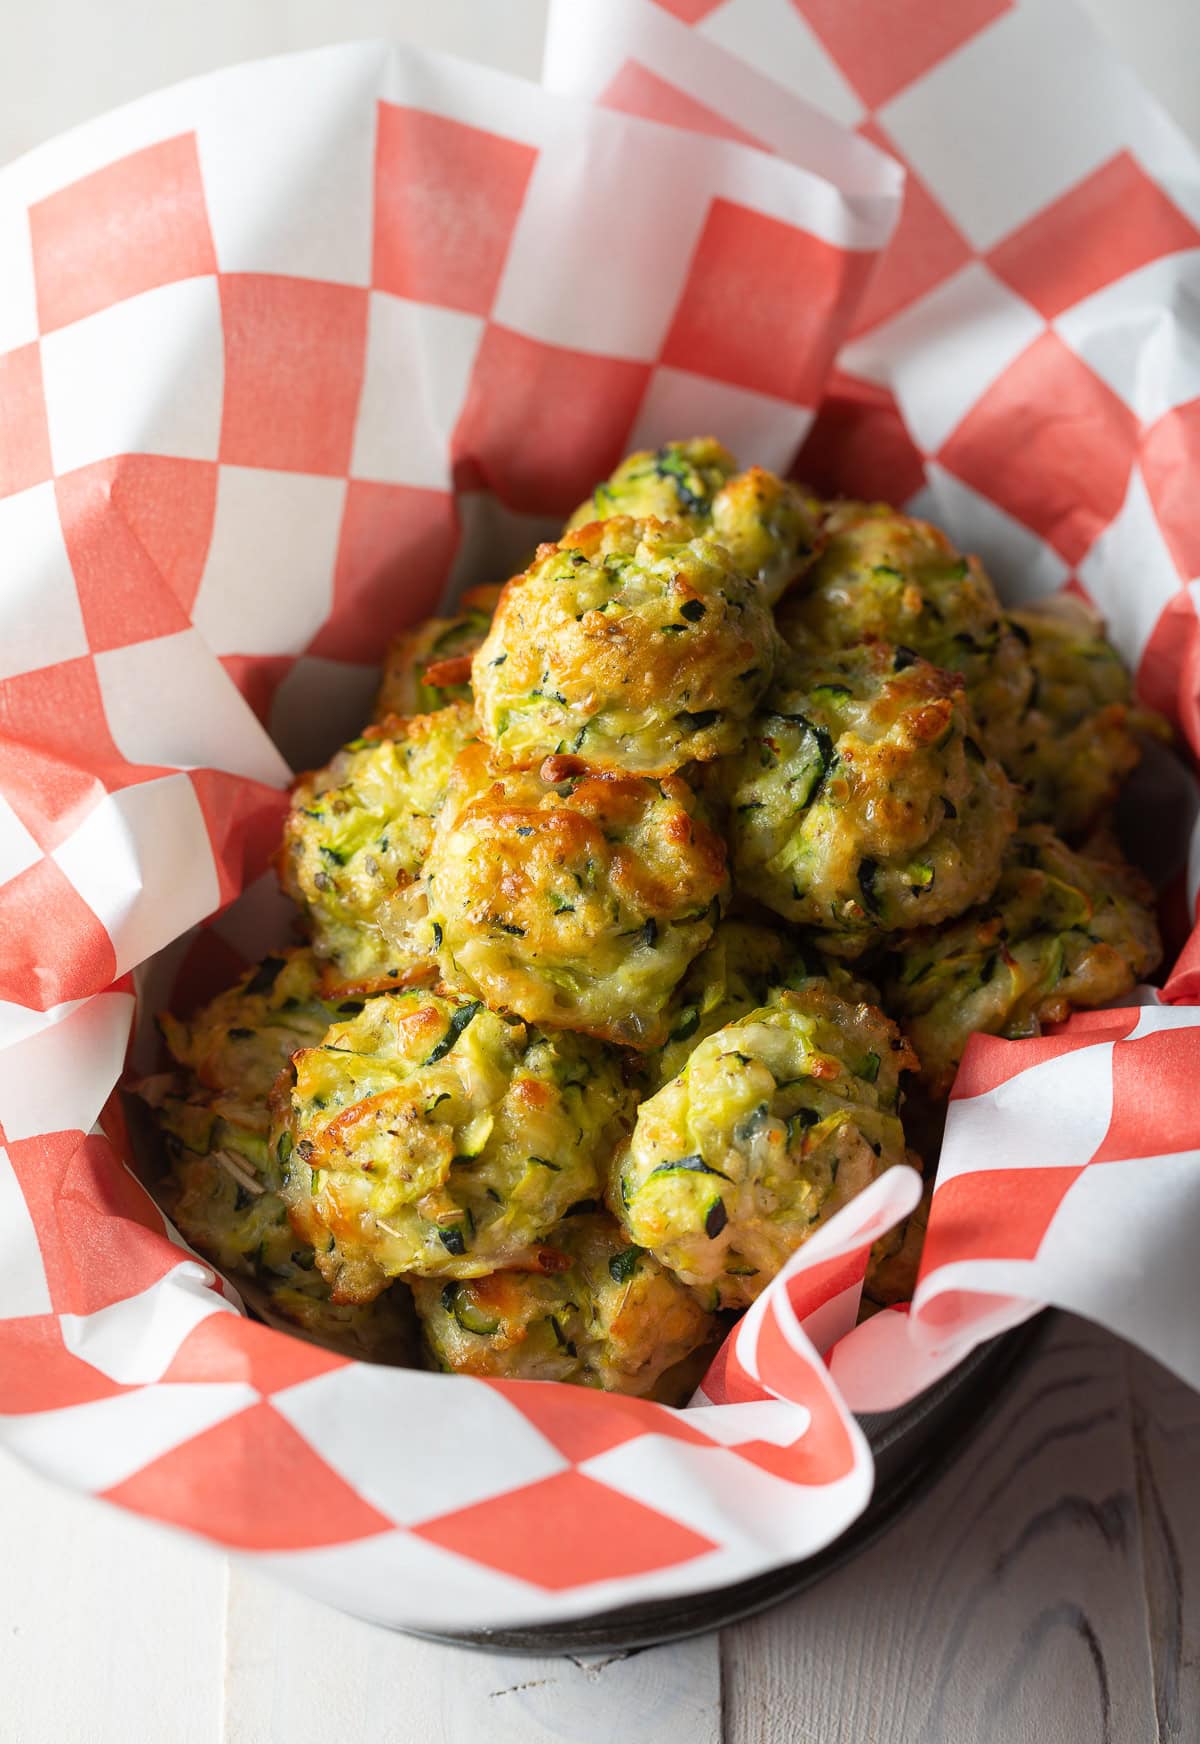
[138,438,1164,1401]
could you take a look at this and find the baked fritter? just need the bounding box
[427,743,729,1048]
[275,990,632,1300]
[719,644,1017,954]
[374,585,501,721]
[158,948,343,1107]
[613,984,917,1309]
[412,1210,717,1398]
[142,951,412,1361]
[1004,593,1161,835]
[776,502,1033,763]
[862,1186,930,1312]
[884,825,1162,1095]
[150,1100,416,1360]
[654,917,878,1087]
[567,437,737,528]
[567,437,820,604]
[279,701,475,993]
[472,516,779,775]
[141,434,1167,1390]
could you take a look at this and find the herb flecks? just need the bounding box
[423,1001,482,1066]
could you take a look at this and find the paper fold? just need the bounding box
[0,0,1198,1629]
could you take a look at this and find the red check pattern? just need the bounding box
[771,0,1200,750]
[612,3,1200,1407]
[889,1006,1200,1387]
[0,31,902,1629]
[0,29,898,1018]
[607,0,1200,756]
[30,134,218,332]
[4,3,1200,1630]
[0,1100,877,1615]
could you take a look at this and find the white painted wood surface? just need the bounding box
[3,3,1198,1741]
[0,1456,228,1744]
[224,1573,721,1744]
[721,1321,1189,1744]
[2,1315,1198,1741]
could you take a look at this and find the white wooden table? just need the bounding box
[4,4,1199,1740]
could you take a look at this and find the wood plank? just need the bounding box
[1127,1342,1200,1740]
[0,1450,226,1744]
[721,1316,1161,1744]
[223,1562,722,1744]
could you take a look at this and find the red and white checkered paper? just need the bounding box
[588,0,1200,1425]
[1,0,1198,1631]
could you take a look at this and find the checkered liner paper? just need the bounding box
[0,0,1198,1632]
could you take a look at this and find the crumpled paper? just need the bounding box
[0,0,1197,1632]
[596,0,1200,1415]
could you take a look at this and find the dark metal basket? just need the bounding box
[405,1314,1047,1654]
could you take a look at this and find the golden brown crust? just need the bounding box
[139,955,417,1361]
[720,643,1017,952]
[614,985,914,1309]
[567,438,818,604]
[275,991,633,1297]
[374,588,502,721]
[884,825,1162,1095]
[472,517,778,775]
[778,501,1034,763]
[145,437,1165,1382]
[278,701,476,990]
[426,743,729,1047]
[411,1212,717,1394]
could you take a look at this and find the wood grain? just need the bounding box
[1128,1343,1200,1740]
[0,6,1197,1742]
[2,1316,1197,1740]
[223,1566,721,1744]
[721,1315,1186,1744]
